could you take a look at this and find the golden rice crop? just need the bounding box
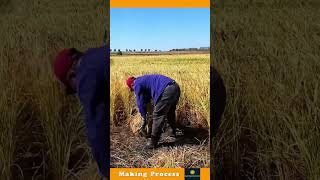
[0,0,108,179]
[110,54,210,129]
[211,1,320,179]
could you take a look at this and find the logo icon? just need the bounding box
[185,168,200,180]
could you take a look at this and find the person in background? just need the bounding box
[210,66,226,179]
[53,47,109,179]
[126,74,180,149]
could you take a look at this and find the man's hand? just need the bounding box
[140,117,147,129]
[138,117,148,138]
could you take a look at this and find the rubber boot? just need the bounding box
[145,135,159,149]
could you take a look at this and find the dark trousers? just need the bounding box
[210,68,226,139]
[152,82,181,137]
[210,67,226,179]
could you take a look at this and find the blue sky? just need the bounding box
[110,8,209,51]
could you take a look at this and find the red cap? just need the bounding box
[126,76,135,91]
[53,49,74,87]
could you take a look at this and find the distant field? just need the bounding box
[211,1,320,179]
[110,54,210,167]
[110,51,210,56]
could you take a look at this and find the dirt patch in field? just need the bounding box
[110,124,209,168]
[111,97,210,167]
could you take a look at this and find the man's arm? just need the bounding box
[134,85,147,121]
[77,68,109,178]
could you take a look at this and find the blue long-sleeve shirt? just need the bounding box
[133,74,174,119]
[76,47,109,177]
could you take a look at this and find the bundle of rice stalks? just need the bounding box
[176,102,208,129]
[129,113,142,134]
[112,94,127,127]
[129,103,153,135]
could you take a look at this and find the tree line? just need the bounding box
[110,49,162,52]
[110,47,209,53]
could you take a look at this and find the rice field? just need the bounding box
[0,0,108,179]
[2,0,319,179]
[110,54,210,125]
[211,1,320,179]
[110,54,211,168]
